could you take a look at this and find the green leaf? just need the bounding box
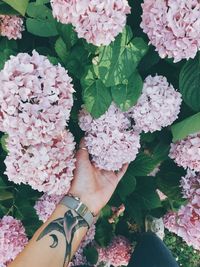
[111,71,143,111]
[156,160,185,201]
[36,0,50,4]
[0,2,19,15]
[0,134,8,153]
[179,54,200,111]
[95,219,113,247]
[26,3,58,37]
[0,49,15,70]
[26,18,58,37]
[83,246,98,265]
[56,23,78,50]
[117,168,136,201]
[129,152,158,176]
[82,67,112,118]
[97,26,148,87]
[55,37,68,64]
[171,112,200,142]
[0,189,13,201]
[2,0,29,16]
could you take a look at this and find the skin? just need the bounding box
[9,140,128,267]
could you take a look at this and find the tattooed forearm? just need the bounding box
[36,210,88,267]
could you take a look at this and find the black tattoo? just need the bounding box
[36,210,88,266]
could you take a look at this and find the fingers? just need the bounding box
[116,163,129,181]
[75,138,90,161]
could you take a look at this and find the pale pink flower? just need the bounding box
[34,193,63,222]
[73,0,131,46]
[79,103,140,171]
[96,236,132,267]
[0,216,28,266]
[141,0,200,62]
[129,75,182,133]
[4,130,76,195]
[169,133,200,172]
[164,204,200,250]
[51,0,131,46]
[156,189,167,201]
[0,50,74,146]
[0,15,24,40]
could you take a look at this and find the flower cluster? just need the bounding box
[34,193,64,222]
[5,131,76,195]
[79,103,140,171]
[169,133,200,172]
[141,0,200,62]
[0,15,24,40]
[129,75,182,133]
[164,203,200,251]
[180,170,200,201]
[96,235,132,266]
[51,0,131,46]
[0,216,28,267]
[0,50,74,145]
[0,51,76,195]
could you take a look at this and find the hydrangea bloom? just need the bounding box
[96,236,132,266]
[0,216,28,266]
[129,75,182,133]
[0,50,74,146]
[5,130,76,195]
[0,15,24,40]
[79,103,140,171]
[141,0,200,62]
[164,204,200,251]
[34,193,64,222]
[51,0,131,46]
[169,133,200,172]
[181,170,200,201]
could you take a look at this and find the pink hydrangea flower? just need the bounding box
[0,216,28,266]
[0,50,74,146]
[129,75,182,133]
[0,15,24,40]
[141,0,200,62]
[164,204,200,250]
[51,0,131,46]
[4,130,76,195]
[96,236,132,267]
[180,170,200,200]
[169,133,200,172]
[79,103,140,171]
[73,0,131,46]
[34,193,64,222]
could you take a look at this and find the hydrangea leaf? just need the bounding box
[171,112,200,141]
[180,54,200,111]
[83,246,98,265]
[55,37,69,65]
[82,67,112,118]
[111,71,143,111]
[2,0,29,16]
[97,26,148,87]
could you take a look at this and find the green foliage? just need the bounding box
[172,112,200,141]
[2,0,29,15]
[180,54,200,111]
[83,246,98,265]
[97,26,148,87]
[164,230,200,267]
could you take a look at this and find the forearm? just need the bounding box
[9,204,88,267]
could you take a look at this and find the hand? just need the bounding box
[69,139,128,215]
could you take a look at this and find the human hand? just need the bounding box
[69,139,128,215]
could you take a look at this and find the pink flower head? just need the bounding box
[79,103,140,171]
[97,236,132,266]
[0,15,24,40]
[0,216,28,266]
[34,193,64,222]
[141,0,200,62]
[164,203,200,250]
[129,75,182,133]
[169,133,200,172]
[4,130,76,195]
[0,50,74,146]
[72,0,131,46]
[51,0,131,46]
